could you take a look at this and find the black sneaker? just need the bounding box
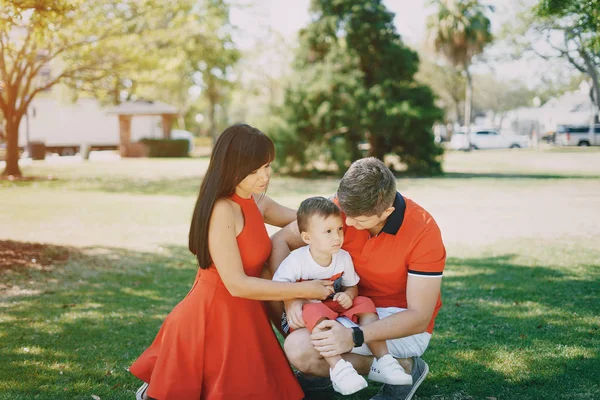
[295,370,334,399]
[369,357,429,400]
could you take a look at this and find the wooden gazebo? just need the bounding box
[107,100,179,157]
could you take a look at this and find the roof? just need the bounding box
[106,100,179,116]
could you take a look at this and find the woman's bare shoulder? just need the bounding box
[212,198,239,219]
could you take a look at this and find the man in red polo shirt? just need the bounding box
[269,157,445,400]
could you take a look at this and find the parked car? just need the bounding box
[450,128,530,150]
[170,129,195,153]
[555,124,600,146]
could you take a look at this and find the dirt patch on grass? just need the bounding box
[0,240,73,272]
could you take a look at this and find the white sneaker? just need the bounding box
[136,382,149,400]
[368,354,413,385]
[330,359,368,395]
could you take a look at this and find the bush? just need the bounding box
[139,139,189,158]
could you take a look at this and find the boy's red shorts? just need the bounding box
[302,296,377,332]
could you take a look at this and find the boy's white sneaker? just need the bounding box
[330,359,368,395]
[368,354,413,385]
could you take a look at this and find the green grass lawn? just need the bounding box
[1,148,599,399]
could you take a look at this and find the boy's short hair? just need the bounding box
[337,157,396,217]
[297,196,342,233]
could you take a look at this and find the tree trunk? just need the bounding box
[454,99,462,126]
[590,75,600,146]
[464,67,473,148]
[178,115,186,130]
[2,115,23,177]
[580,50,600,144]
[367,133,385,160]
[208,91,217,147]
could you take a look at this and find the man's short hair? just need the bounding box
[297,196,342,233]
[337,157,396,217]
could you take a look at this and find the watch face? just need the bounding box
[352,327,364,347]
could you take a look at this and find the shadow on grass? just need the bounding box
[1,247,599,399]
[417,254,600,400]
[0,244,199,400]
[442,172,600,180]
[0,176,204,197]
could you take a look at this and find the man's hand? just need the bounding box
[285,299,307,330]
[333,292,353,309]
[310,319,354,358]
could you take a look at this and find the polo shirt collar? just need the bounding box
[381,192,406,235]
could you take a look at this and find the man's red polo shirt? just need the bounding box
[334,192,446,334]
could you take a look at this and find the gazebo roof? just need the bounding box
[106,100,179,116]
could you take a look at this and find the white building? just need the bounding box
[501,81,596,137]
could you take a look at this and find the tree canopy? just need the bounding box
[273,0,443,175]
[0,0,238,177]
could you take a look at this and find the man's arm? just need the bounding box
[311,222,445,357]
[310,276,441,357]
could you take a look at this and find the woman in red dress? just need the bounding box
[130,124,334,399]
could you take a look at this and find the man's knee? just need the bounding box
[284,329,319,373]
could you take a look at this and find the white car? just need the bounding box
[555,124,600,146]
[170,129,195,153]
[450,128,530,150]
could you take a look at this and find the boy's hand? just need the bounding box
[333,292,353,309]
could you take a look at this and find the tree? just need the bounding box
[471,74,535,126]
[427,0,493,146]
[416,56,466,124]
[507,4,599,128]
[276,0,444,175]
[186,0,239,144]
[229,29,294,130]
[0,0,197,177]
[133,0,239,136]
[536,0,600,48]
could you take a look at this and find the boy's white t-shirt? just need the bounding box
[272,245,360,287]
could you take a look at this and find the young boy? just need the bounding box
[273,197,412,396]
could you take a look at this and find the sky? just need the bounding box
[231,0,438,47]
[229,0,577,89]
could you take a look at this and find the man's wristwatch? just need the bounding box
[351,327,364,347]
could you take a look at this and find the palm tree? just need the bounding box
[427,0,493,147]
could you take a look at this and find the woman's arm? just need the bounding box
[209,199,333,301]
[258,195,297,228]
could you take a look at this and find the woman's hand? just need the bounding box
[301,280,335,300]
[285,299,307,330]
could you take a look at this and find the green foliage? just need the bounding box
[277,0,444,176]
[416,57,466,123]
[427,0,493,130]
[427,0,494,69]
[507,2,599,121]
[471,74,536,113]
[0,0,239,177]
[536,0,600,49]
[2,154,600,399]
[139,139,189,158]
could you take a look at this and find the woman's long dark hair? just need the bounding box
[189,124,275,269]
